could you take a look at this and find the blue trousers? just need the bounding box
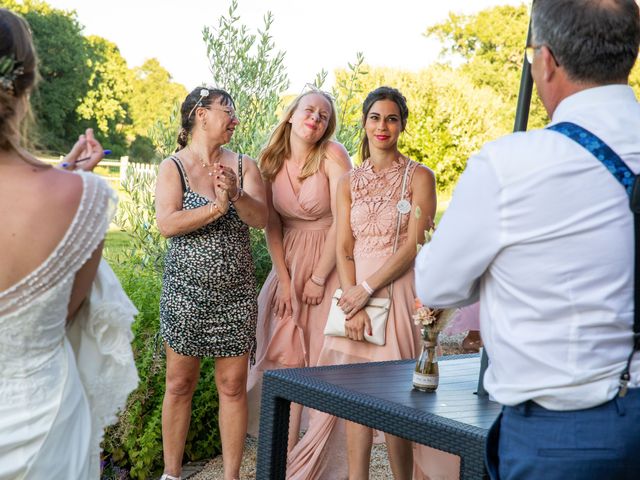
[485,388,640,480]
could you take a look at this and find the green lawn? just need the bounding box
[105,229,132,259]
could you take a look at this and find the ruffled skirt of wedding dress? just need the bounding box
[0,341,91,479]
[0,260,139,479]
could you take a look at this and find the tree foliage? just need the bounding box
[1,1,187,159]
[202,0,289,158]
[427,5,528,96]
[77,35,133,156]
[627,62,640,98]
[1,0,89,151]
[332,65,506,191]
[129,58,187,139]
[426,3,548,131]
[322,52,369,157]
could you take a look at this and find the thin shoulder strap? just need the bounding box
[386,159,412,299]
[392,159,412,254]
[170,155,189,192]
[548,121,640,396]
[238,153,244,189]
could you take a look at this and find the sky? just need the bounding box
[43,0,526,93]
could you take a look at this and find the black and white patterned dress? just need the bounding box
[160,155,257,359]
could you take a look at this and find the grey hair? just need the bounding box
[532,0,640,84]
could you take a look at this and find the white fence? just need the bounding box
[40,156,157,188]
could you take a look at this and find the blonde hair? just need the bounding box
[260,90,336,182]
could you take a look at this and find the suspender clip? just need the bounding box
[619,373,629,398]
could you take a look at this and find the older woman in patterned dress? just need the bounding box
[155,87,267,480]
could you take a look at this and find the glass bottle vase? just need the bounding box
[413,328,439,392]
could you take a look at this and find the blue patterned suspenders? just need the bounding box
[548,122,640,396]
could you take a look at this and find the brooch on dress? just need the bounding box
[396,199,411,214]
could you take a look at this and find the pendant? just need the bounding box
[396,199,411,214]
[208,172,213,176]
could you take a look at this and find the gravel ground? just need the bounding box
[188,333,469,480]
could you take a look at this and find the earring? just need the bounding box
[202,119,207,131]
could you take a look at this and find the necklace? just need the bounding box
[189,146,222,176]
[202,161,214,176]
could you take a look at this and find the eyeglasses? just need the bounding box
[210,107,238,121]
[525,44,560,67]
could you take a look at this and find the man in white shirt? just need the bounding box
[415,0,640,478]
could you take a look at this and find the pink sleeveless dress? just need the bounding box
[247,162,339,435]
[286,157,459,479]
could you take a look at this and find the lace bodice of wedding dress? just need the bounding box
[0,172,138,479]
[0,170,114,387]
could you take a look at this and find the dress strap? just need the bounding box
[237,153,244,189]
[0,173,117,316]
[170,155,189,192]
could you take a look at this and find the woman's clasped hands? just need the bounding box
[338,284,373,340]
[213,162,240,202]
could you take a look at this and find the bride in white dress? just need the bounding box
[0,9,138,479]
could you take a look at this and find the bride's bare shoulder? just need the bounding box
[39,167,84,209]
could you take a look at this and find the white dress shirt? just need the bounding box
[416,85,640,410]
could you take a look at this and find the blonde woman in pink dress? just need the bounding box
[247,88,351,449]
[287,87,459,479]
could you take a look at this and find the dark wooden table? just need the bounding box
[256,354,501,479]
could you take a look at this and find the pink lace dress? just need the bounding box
[247,162,339,435]
[286,158,459,479]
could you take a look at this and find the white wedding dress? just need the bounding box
[0,172,139,479]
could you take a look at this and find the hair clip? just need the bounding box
[188,88,210,118]
[0,55,24,96]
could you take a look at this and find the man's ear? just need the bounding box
[540,46,558,82]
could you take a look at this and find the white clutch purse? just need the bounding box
[323,288,391,346]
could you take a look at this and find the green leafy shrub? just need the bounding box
[101,259,221,479]
[116,163,166,272]
[203,0,289,159]
[250,227,271,289]
[313,52,369,158]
